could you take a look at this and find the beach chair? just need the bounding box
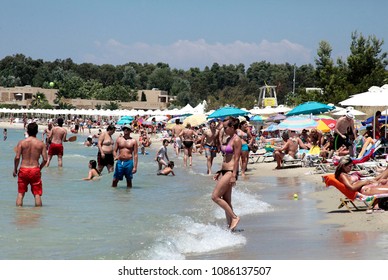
[282,157,303,168]
[322,173,388,213]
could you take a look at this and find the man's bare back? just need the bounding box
[50,126,67,144]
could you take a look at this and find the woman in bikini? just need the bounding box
[212,116,242,231]
[236,120,254,176]
[97,124,116,174]
[83,160,101,180]
[335,155,388,196]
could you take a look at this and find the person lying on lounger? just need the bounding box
[335,155,388,196]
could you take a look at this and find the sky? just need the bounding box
[1,0,387,70]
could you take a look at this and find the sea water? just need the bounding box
[2,128,388,260]
[0,128,270,260]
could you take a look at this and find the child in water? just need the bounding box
[157,161,175,176]
[83,160,101,180]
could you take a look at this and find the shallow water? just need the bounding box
[2,127,388,260]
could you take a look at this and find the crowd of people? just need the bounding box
[13,109,388,228]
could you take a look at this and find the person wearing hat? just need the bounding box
[334,112,357,155]
[112,124,138,188]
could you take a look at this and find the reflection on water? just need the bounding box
[14,208,42,228]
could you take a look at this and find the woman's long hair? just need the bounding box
[89,160,100,175]
[334,155,352,179]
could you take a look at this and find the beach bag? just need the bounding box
[378,197,388,210]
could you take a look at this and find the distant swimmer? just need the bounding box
[83,160,101,181]
[13,122,48,207]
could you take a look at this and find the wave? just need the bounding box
[134,216,246,260]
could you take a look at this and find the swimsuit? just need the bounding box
[241,143,249,152]
[215,169,239,180]
[48,143,64,156]
[97,152,114,166]
[183,140,193,148]
[18,167,43,196]
[113,159,134,181]
[204,144,217,158]
[221,135,236,155]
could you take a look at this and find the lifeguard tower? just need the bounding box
[257,85,278,108]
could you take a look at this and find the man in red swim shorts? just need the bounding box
[13,122,48,207]
[46,117,67,167]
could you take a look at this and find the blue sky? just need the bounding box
[1,0,387,70]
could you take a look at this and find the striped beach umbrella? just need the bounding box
[277,116,318,131]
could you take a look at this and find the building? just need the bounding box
[0,86,175,110]
[0,86,57,107]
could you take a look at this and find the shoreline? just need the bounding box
[2,121,387,233]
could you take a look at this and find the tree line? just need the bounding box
[0,31,387,110]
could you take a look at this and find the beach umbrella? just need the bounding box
[262,123,279,132]
[250,115,264,122]
[277,116,318,131]
[286,101,335,116]
[316,120,331,133]
[146,115,169,122]
[273,104,292,113]
[331,106,366,117]
[318,118,336,130]
[183,114,207,127]
[207,106,249,119]
[116,116,134,125]
[267,113,286,122]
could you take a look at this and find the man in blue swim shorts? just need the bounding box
[112,125,138,188]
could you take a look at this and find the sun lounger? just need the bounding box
[282,157,303,168]
[322,173,388,213]
[249,149,274,163]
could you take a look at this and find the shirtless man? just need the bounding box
[97,124,116,173]
[274,131,305,169]
[112,124,138,188]
[171,119,184,156]
[334,112,356,155]
[13,122,48,207]
[46,117,67,167]
[179,123,198,167]
[42,122,53,150]
[199,120,219,174]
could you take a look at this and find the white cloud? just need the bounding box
[83,39,312,69]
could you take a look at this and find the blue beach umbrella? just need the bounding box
[117,116,134,125]
[250,115,264,122]
[207,106,249,119]
[286,101,334,116]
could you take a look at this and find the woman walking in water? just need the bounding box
[212,116,242,231]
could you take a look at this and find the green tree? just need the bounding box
[30,92,52,109]
[147,67,174,91]
[347,31,388,93]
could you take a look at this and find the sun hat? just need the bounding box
[345,112,354,119]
